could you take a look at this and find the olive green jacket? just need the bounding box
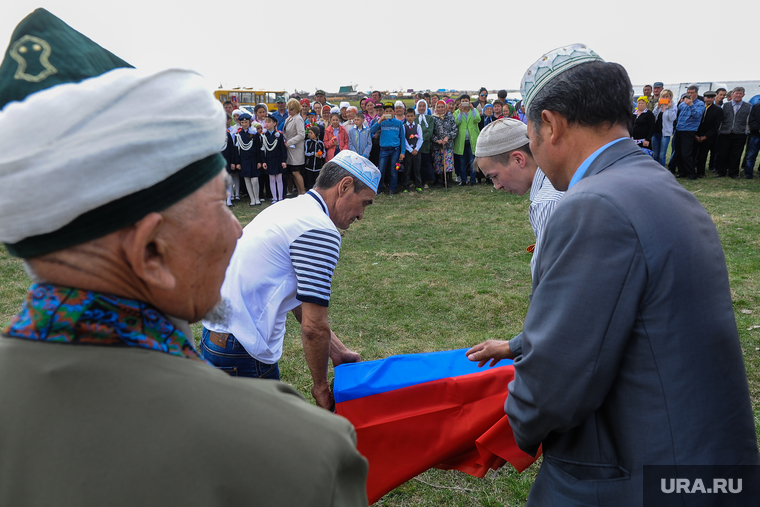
[0,337,369,506]
[415,114,436,154]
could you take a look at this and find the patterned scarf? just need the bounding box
[3,284,205,363]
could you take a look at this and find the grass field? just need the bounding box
[1,174,759,506]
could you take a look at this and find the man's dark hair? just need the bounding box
[459,93,470,101]
[223,100,233,107]
[687,84,699,92]
[423,92,430,99]
[497,90,508,100]
[315,161,371,193]
[716,87,727,93]
[406,107,415,115]
[643,84,652,89]
[372,91,382,99]
[527,61,633,133]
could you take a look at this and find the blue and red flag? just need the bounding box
[334,348,540,504]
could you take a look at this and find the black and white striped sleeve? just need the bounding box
[289,229,342,306]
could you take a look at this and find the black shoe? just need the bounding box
[458,181,467,186]
[469,181,476,186]
[714,174,725,178]
[730,175,740,179]
[388,190,394,197]
[687,176,697,180]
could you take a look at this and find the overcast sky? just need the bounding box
[2,0,757,95]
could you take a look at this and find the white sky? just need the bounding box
[2,0,758,95]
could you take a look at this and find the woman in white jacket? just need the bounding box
[652,89,677,167]
[283,98,306,195]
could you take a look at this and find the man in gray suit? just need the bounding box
[467,44,759,506]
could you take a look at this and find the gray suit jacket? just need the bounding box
[506,139,759,506]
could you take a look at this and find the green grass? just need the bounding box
[2,176,759,506]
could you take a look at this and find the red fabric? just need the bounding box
[336,365,540,504]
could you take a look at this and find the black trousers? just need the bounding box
[676,131,697,179]
[716,133,747,178]
[403,152,422,189]
[696,136,717,177]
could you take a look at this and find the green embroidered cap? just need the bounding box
[0,8,132,109]
[0,9,226,258]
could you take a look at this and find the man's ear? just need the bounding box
[120,212,176,291]
[338,176,354,197]
[541,110,567,145]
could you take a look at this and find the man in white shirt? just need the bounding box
[202,151,380,411]
[473,118,563,279]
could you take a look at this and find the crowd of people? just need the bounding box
[220,88,527,204]
[629,82,760,179]
[3,8,759,506]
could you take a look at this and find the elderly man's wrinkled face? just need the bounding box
[162,171,242,322]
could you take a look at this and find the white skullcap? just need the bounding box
[0,67,225,252]
[475,118,530,158]
[339,101,350,109]
[520,43,603,111]
[394,100,405,109]
[331,151,381,193]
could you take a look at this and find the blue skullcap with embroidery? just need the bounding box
[520,43,603,111]
[330,151,381,193]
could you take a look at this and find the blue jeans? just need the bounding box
[377,145,400,192]
[744,133,760,178]
[454,140,475,183]
[656,135,670,167]
[200,327,280,379]
[650,133,661,163]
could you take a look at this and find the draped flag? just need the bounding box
[334,348,540,504]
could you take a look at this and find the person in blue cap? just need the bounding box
[201,150,381,411]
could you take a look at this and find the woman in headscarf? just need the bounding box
[446,99,456,114]
[431,100,457,187]
[503,101,520,120]
[631,95,655,151]
[415,99,436,186]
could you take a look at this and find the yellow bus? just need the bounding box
[214,88,289,112]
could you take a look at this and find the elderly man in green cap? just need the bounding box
[0,9,368,506]
[467,44,759,505]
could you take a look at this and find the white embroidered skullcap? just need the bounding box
[475,119,530,158]
[520,43,603,111]
[331,151,381,193]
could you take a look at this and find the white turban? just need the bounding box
[0,67,225,245]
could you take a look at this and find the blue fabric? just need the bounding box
[568,137,627,189]
[370,118,406,153]
[334,348,512,403]
[377,145,400,192]
[744,133,760,177]
[676,99,705,132]
[271,110,289,131]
